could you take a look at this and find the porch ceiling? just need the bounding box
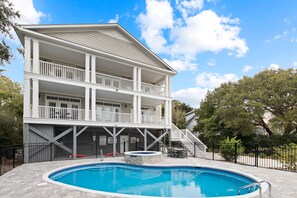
[142,97,164,106]
[39,43,85,68]
[39,80,85,97]
[96,89,133,103]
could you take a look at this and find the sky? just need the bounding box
[3,0,297,107]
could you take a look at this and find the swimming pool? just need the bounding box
[45,162,262,197]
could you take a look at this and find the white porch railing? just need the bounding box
[141,82,165,96]
[181,129,207,152]
[39,60,85,82]
[141,115,165,125]
[38,106,85,120]
[37,105,165,126]
[96,72,133,91]
[96,111,134,123]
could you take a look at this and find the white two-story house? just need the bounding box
[15,24,176,163]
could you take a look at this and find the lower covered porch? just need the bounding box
[24,124,171,163]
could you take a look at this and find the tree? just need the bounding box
[195,69,297,142]
[0,75,23,145]
[0,0,20,67]
[171,100,193,129]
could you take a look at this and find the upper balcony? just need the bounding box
[37,59,166,97]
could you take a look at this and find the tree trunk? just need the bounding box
[260,119,273,136]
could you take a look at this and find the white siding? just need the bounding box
[46,30,166,69]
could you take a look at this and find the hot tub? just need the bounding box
[124,151,162,165]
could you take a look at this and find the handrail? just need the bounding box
[181,129,208,151]
[39,60,85,72]
[238,180,272,198]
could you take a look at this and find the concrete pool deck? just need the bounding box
[0,155,296,198]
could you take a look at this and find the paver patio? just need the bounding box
[0,155,296,198]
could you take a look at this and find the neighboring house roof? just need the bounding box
[185,110,196,123]
[15,23,176,75]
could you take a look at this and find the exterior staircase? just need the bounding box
[171,123,207,157]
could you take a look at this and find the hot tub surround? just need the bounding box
[124,151,162,165]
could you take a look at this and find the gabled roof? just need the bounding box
[15,23,176,75]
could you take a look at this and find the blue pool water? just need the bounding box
[49,163,257,197]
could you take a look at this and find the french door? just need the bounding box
[96,102,120,122]
[46,96,80,120]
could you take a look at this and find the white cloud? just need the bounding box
[267,63,280,71]
[137,1,248,71]
[177,0,204,19]
[11,0,45,24]
[291,61,297,67]
[108,14,119,23]
[171,10,247,57]
[137,0,174,53]
[173,87,209,107]
[242,65,253,73]
[163,58,196,71]
[207,58,215,66]
[195,72,239,88]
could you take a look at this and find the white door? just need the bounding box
[120,135,129,153]
[96,106,103,121]
[142,108,152,123]
[59,102,68,119]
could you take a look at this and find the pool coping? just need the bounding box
[42,161,269,198]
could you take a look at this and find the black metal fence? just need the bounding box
[0,145,24,176]
[194,142,297,172]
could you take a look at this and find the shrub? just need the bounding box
[275,143,297,171]
[219,137,245,161]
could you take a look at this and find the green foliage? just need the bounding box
[171,100,193,129]
[219,137,245,161]
[0,75,23,145]
[195,69,297,143]
[0,0,20,67]
[275,143,297,171]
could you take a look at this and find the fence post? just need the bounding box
[124,141,126,152]
[234,143,237,164]
[13,146,16,168]
[194,142,197,157]
[0,146,2,176]
[212,143,215,160]
[255,144,259,167]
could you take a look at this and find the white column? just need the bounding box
[24,37,31,72]
[133,95,137,123]
[23,77,31,118]
[168,100,172,125]
[168,76,172,97]
[73,126,77,159]
[32,40,39,74]
[113,127,116,157]
[85,54,90,83]
[144,129,147,151]
[91,88,96,121]
[133,67,137,91]
[137,68,142,92]
[165,75,169,97]
[137,95,141,124]
[32,78,39,118]
[85,87,90,121]
[23,124,29,163]
[91,55,96,84]
[165,100,169,125]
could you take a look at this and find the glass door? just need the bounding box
[59,102,68,119]
[48,101,57,119]
[71,104,79,120]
